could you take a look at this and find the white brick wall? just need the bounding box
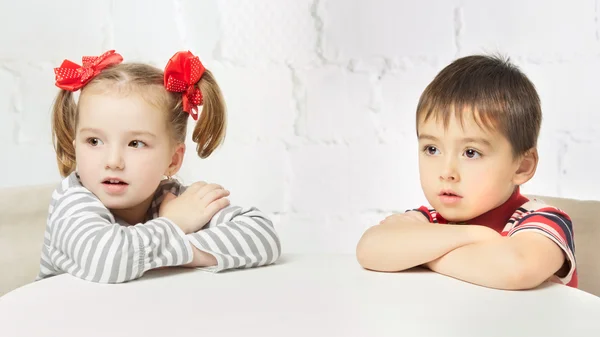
[1,0,599,253]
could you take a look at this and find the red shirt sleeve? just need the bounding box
[507,207,577,287]
[406,206,435,223]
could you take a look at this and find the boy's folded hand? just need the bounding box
[379,211,430,226]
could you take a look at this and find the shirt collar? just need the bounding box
[440,187,528,232]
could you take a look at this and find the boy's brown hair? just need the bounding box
[416,55,541,157]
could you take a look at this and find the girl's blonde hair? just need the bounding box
[51,62,226,177]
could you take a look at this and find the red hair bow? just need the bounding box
[164,51,206,120]
[54,50,123,92]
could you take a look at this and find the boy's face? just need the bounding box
[417,113,522,222]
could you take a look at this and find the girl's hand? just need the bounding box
[159,181,231,234]
[182,246,218,268]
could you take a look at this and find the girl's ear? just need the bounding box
[165,143,186,177]
[513,148,538,186]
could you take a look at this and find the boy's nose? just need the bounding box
[440,173,458,181]
[440,159,459,182]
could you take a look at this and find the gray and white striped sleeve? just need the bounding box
[186,205,281,272]
[38,181,193,284]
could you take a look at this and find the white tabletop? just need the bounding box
[1,254,599,337]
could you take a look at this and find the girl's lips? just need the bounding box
[102,177,128,184]
[102,181,129,195]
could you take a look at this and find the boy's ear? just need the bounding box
[165,143,186,177]
[513,148,538,186]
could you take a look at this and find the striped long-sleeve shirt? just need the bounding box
[37,173,281,284]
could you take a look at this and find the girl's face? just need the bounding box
[74,90,183,222]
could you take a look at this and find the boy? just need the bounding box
[356,55,576,290]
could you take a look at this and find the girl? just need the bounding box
[37,50,281,284]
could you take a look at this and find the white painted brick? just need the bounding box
[181,0,221,61]
[349,140,426,211]
[177,140,287,214]
[378,64,442,141]
[0,0,109,61]
[322,0,456,63]
[558,132,600,200]
[279,212,397,254]
[218,0,318,65]
[289,141,426,216]
[461,0,598,59]
[208,64,295,143]
[112,0,185,62]
[298,66,375,142]
[520,130,561,197]
[520,60,600,133]
[0,68,16,144]
[289,145,351,214]
[277,213,368,254]
[12,63,56,145]
[112,0,220,63]
[0,144,61,188]
[276,213,324,253]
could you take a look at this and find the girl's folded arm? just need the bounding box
[41,189,193,284]
[185,205,281,271]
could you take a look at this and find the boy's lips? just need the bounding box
[438,189,462,205]
[438,189,461,197]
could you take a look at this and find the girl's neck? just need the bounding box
[110,194,154,225]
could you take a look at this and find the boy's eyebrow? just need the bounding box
[418,134,493,147]
[462,137,492,147]
[417,134,440,142]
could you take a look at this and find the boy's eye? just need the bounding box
[87,138,103,146]
[129,140,146,148]
[425,146,440,155]
[464,149,481,159]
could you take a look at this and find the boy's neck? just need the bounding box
[465,187,528,232]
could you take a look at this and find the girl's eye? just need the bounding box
[464,148,482,159]
[425,146,440,156]
[129,140,146,148]
[87,138,103,146]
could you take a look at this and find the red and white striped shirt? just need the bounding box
[412,188,577,287]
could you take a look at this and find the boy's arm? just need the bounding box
[425,232,565,290]
[356,212,500,272]
[425,211,574,290]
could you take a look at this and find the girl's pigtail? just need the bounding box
[193,69,226,158]
[51,90,78,177]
